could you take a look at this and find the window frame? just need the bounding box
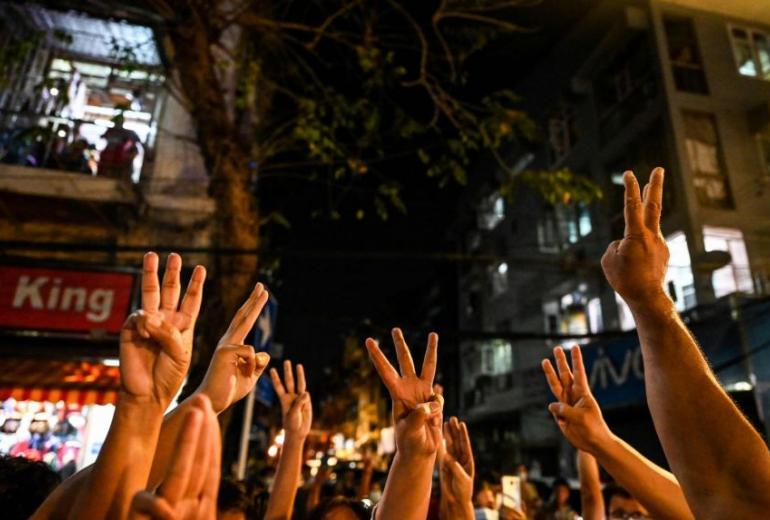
[727,23,770,81]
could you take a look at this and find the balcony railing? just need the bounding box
[0,109,150,183]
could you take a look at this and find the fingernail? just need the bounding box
[429,401,441,413]
[256,352,270,366]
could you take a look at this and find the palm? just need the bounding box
[271,360,312,437]
[119,253,205,407]
[195,282,270,413]
[365,328,441,456]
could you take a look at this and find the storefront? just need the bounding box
[0,262,136,474]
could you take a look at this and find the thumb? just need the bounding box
[129,491,175,520]
[403,402,432,432]
[548,402,579,421]
[144,318,186,360]
[287,392,310,419]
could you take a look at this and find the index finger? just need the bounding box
[178,265,206,325]
[541,359,563,400]
[420,332,438,384]
[142,252,160,313]
[365,338,400,392]
[220,283,268,345]
[643,167,664,233]
[623,171,644,236]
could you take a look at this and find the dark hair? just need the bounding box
[308,496,371,520]
[604,484,633,505]
[0,455,61,520]
[552,477,570,490]
[217,478,251,513]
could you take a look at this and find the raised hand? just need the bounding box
[128,394,221,520]
[541,346,611,453]
[120,252,205,409]
[270,360,312,438]
[197,282,271,413]
[601,168,670,309]
[365,328,442,457]
[439,417,475,518]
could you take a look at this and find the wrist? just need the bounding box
[117,391,166,418]
[446,501,474,520]
[625,289,675,317]
[283,432,307,449]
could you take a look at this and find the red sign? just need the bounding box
[0,266,135,334]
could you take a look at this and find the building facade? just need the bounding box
[457,0,770,477]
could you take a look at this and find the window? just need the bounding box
[615,293,636,331]
[489,262,508,297]
[703,226,753,297]
[664,17,708,94]
[547,104,578,165]
[682,111,733,209]
[480,340,513,376]
[665,232,697,311]
[587,297,603,333]
[730,26,770,80]
[477,193,505,230]
[537,203,593,251]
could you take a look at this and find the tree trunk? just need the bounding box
[163,14,260,397]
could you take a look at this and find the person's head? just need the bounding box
[473,480,496,509]
[111,113,125,128]
[217,478,250,520]
[551,478,571,507]
[515,463,528,481]
[605,485,650,520]
[0,454,61,519]
[309,496,370,520]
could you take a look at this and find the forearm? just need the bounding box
[265,435,306,520]
[147,395,200,488]
[358,466,374,499]
[376,452,435,520]
[577,451,604,520]
[443,501,474,520]
[593,433,693,520]
[69,396,163,519]
[631,295,770,512]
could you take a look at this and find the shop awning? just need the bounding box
[0,358,120,405]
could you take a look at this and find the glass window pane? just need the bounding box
[754,33,770,79]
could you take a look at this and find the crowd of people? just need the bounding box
[1,167,769,519]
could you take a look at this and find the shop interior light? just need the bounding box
[275,429,285,446]
[267,445,279,458]
[327,456,338,467]
[102,358,120,367]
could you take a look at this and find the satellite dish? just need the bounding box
[693,250,732,273]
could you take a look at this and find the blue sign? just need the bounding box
[582,336,645,408]
[253,293,278,407]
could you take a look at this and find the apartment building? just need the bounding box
[457,0,770,475]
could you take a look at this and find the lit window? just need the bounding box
[490,262,508,296]
[547,104,578,165]
[731,27,770,80]
[682,111,733,209]
[615,293,636,331]
[703,226,753,297]
[477,194,505,230]
[587,297,603,333]
[480,340,513,376]
[665,231,697,311]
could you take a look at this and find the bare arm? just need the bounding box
[365,329,443,520]
[577,451,604,520]
[601,168,770,518]
[265,361,312,520]
[593,434,692,520]
[543,345,694,520]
